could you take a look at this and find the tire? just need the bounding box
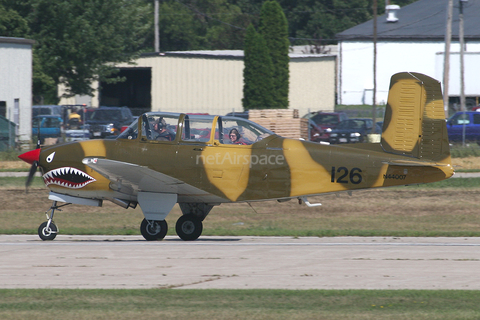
[38,221,57,241]
[140,219,168,241]
[176,215,203,241]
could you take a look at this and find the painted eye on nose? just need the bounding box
[46,152,56,163]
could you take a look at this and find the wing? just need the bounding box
[82,157,225,203]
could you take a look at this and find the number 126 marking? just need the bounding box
[331,167,362,184]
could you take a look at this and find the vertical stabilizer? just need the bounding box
[381,72,451,164]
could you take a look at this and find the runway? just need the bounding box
[1,235,480,290]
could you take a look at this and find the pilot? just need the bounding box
[229,128,247,145]
[152,117,175,141]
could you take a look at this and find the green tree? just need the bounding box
[28,0,152,99]
[242,24,274,110]
[286,0,371,45]
[0,3,29,37]
[259,0,289,109]
[158,0,250,51]
[1,0,153,102]
[32,53,57,104]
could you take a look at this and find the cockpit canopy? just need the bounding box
[117,112,275,145]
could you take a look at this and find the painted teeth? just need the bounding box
[42,167,96,189]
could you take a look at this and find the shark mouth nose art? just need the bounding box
[43,167,96,189]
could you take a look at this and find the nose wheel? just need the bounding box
[38,201,68,241]
[38,221,58,241]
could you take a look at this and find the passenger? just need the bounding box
[229,128,247,145]
[152,117,175,141]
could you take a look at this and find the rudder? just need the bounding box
[381,72,451,164]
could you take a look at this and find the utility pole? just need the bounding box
[459,0,467,146]
[154,0,160,52]
[443,0,453,118]
[372,0,377,134]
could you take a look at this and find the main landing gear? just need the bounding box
[175,214,203,241]
[38,201,69,241]
[139,215,203,241]
[140,219,168,241]
[139,203,214,241]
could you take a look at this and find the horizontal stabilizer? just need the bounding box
[382,159,450,167]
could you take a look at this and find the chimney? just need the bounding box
[386,4,400,23]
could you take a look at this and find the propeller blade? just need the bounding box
[26,161,38,188]
[36,120,41,149]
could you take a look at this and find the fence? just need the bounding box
[0,116,16,151]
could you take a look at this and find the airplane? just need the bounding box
[18,72,454,241]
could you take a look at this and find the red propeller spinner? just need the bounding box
[18,148,41,165]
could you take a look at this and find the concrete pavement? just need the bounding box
[1,235,480,290]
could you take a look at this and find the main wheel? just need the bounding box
[38,221,58,241]
[176,215,203,241]
[140,219,168,241]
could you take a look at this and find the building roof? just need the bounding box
[0,36,35,45]
[336,0,480,41]
[141,50,335,60]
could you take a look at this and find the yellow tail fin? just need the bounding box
[381,72,451,165]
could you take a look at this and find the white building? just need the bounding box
[0,37,35,147]
[336,0,480,110]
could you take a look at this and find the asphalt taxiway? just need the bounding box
[1,235,479,290]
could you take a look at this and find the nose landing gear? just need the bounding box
[38,201,69,241]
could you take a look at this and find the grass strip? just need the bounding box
[1,289,480,319]
[0,176,45,188]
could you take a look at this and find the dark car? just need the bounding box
[329,118,381,144]
[86,106,134,139]
[446,111,480,144]
[303,111,348,142]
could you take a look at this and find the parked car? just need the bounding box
[307,119,324,143]
[86,106,134,139]
[32,115,63,144]
[225,111,249,119]
[329,118,381,144]
[446,111,480,144]
[303,111,348,142]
